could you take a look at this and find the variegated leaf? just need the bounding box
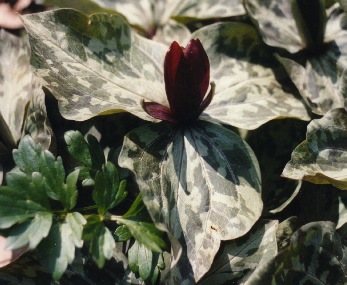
[23,11,310,130]
[200,220,278,285]
[23,77,53,151]
[195,22,310,129]
[245,221,347,285]
[118,121,262,282]
[245,1,347,115]
[22,9,168,122]
[92,0,245,44]
[283,108,347,190]
[244,0,303,53]
[0,30,33,146]
[277,45,347,115]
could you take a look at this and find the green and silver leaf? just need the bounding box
[0,30,32,147]
[200,220,278,285]
[245,221,347,285]
[22,9,168,122]
[195,22,310,129]
[92,0,245,44]
[119,121,262,281]
[282,108,347,190]
[23,10,309,130]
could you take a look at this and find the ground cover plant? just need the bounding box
[0,0,346,284]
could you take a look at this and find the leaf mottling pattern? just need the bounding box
[119,121,262,281]
[283,108,347,190]
[22,9,168,122]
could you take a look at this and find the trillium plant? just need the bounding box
[0,0,347,285]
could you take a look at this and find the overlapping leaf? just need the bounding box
[245,221,347,285]
[282,108,347,190]
[245,0,347,115]
[119,121,262,281]
[194,22,310,129]
[0,135,85,279]
[200,220,278,285]
[23,10,309,130]
[22,10,168,122]
[92,0,245,44]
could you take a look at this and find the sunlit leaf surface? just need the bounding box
[283,108,347,190]
[119,121,262,281]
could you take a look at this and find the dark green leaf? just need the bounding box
[128,240,163,285]
[93,162,127,214]
[12,135,42,174]
[64,169,79,210]
[122,194,146,218]
[64,130,92,168]
[117,217,167,253]
[37,212,86,280]
[87,135,105,171]
[5,212,52,250]
[83,214,115,268]
[114,225,132,242]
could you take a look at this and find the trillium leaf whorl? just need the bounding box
[143,39,213,125]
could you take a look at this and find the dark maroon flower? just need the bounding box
[142,39,214,125]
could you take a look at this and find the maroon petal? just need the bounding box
[164,41,183,108]
[142,101,176,123]
[183,39,210,100]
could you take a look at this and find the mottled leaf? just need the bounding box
[83,214,115,268]
[200,220,278,285]
[22,9,168,122]
[23,10,309,130]
[23,77,53,151]
[244,0,303,53]
[43,0,117,14]
[277,48,347,115]
[119,121,262,281]
[0,30,32,146]
[276,217,300,251]
[195,22,310,129]
[245,221,347,285]
[128,240,164,285]
[283,108,347,190]
[245,0,347,115]
[38,212,86,280]
[92,0,245,44]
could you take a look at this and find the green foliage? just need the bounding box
[128,240,165,285]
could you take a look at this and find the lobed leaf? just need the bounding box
[128,240,164,285]
[200,220,278,285]
[93,162,127,214]
[83,214,115,268]
[22,9,167,122]
[245,221,347,285]
[64,130,93,168]
[5,212,53,250]
[37,212,86,280]
[282,108,347,190]
[119,121,262,281]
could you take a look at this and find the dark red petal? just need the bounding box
[164,41,183,108]
[142,101,176,123]
[183,39,210,100]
